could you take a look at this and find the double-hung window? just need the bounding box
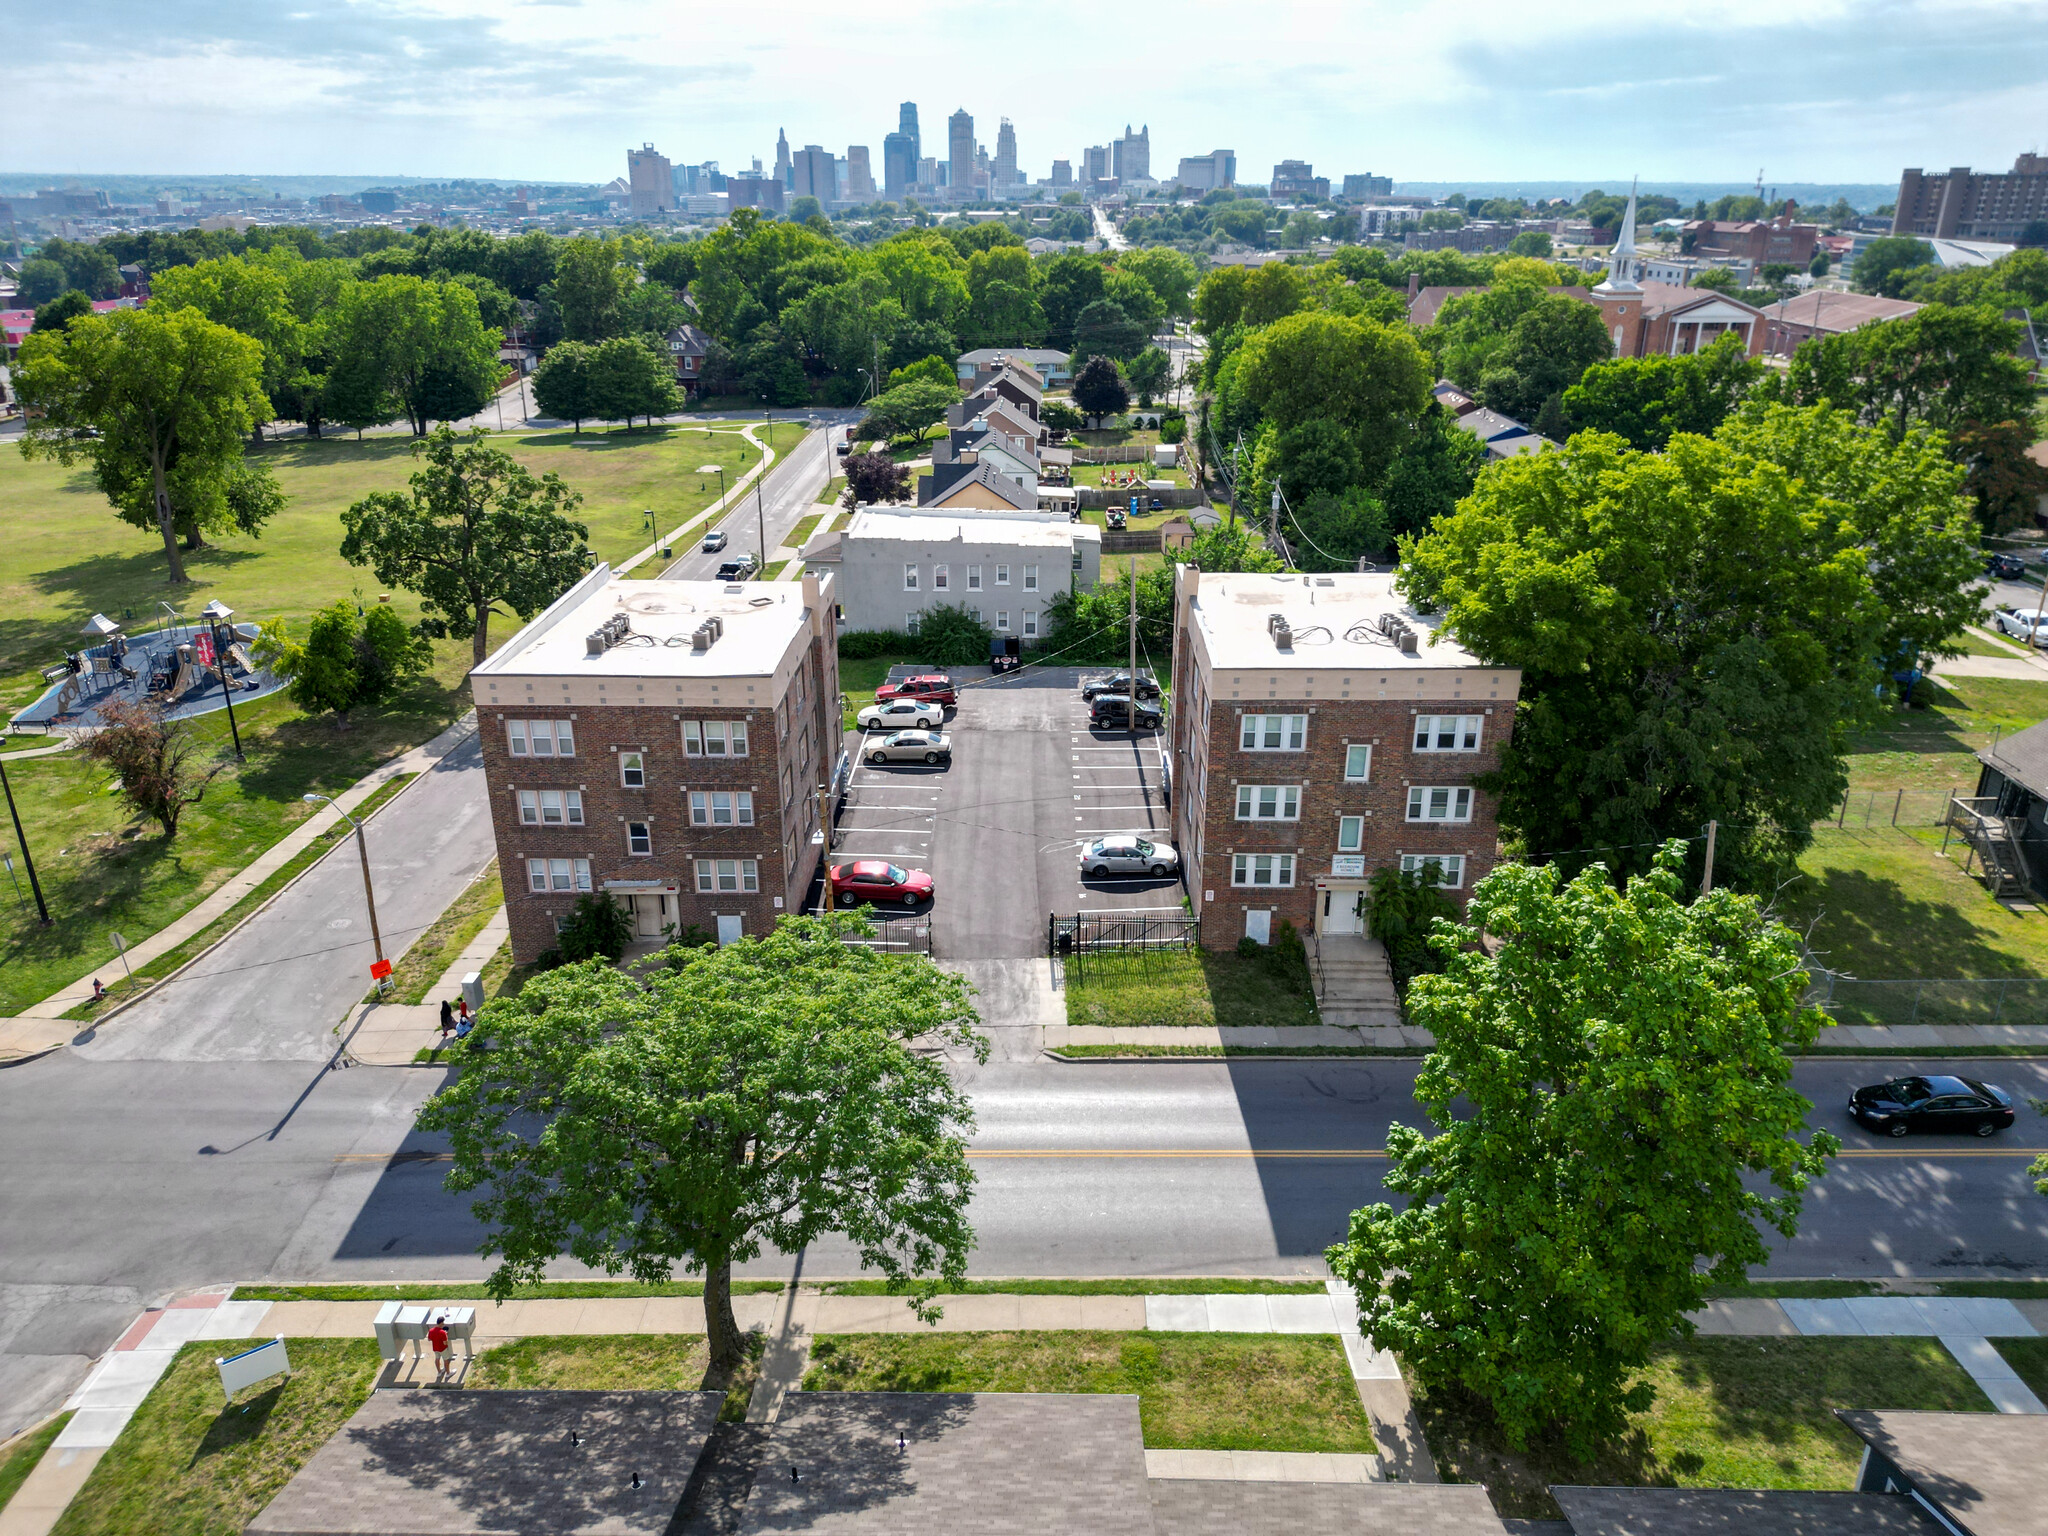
[1406,786,1473,823]
[1239,714,1306,752]
[1234,785,1300,820]
[518,788,584,826]
[995,564,1011,586]
[694,858,759,893]
[904,563,920,591]
[689,790,755,826]
[1413,715,1482,752]
[995,610,1010,631]
[1344,744,1372,782]
[682,720,748,757]
[1337,816,1365,852]
[1023,610,1039,637]
[967,565,983,590]
[1023,564,1039,591]
[508,719,574,756]
[1401,853,1466,888]
[933,564,949,591]
[1231,853,1295,887]
[626,821,653,855]
[527,857,591,892]
[619,752,645,788]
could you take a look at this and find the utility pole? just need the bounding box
[304,794,386,986]
[754,463,769,573]
[1700,819,1718,896]
[0,753,49,925]
[1127,552,1139,736]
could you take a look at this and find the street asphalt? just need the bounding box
[658,415,850,582]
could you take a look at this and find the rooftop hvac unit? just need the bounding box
[585,631,608,656]
[691,616,725,653]
[1267,612,1293,650]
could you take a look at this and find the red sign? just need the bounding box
[194,631,215,667]
[369,959,393,980]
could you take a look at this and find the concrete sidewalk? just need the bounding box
[345,906,511,1067]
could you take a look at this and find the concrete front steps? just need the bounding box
[1311,933,1412,1034]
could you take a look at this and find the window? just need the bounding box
[1023,564,1039,591]
[995,610,1010,631]
[1023,610,1038,637]
[695,858,759,893]
[682,720,748,757]
[1338,816,1364,852]
[968,607,982,623]
[1344,744,1372,782]
[1406,786,1474,823]
[904,563,920,591]
[906,611,922,633]
[1401,852,1466,888]
[508,719,573,756]
[626,821,653,855]
[518,789,584,826]
[967,565,982,590]
[933,564,949,591]
[995,564,1011,586]
[527,857,591,892]
[689,790,755,826]
[1234,785,1300,820]
[1413,715,1482,752]
[1239,714,1306,751]
[620,752,645,788]
[1231,853,1295,887]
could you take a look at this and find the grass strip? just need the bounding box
[1064,949,1319,1030]
[372,858,503,1005]
[804,1331,1372,1454]
[468,1333,765,1423]
[51,1340,379,1536]
[1697,1280,1879,1298]
[0,1412,71,1516]
[1794,1045,2048,1058]
[814,1278,1328,1296]
[1408,1335,1994,1521]
[1051,1044,1426,1059]
[1994,1337,2048,1403]
[783,510,830,554]
[231,1279,787,1302]
[61,771,421,1023]
[1928,1279,2048,1297]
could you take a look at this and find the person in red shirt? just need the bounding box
[428,1316,452,1382]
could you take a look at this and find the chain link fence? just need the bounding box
[1806,967,2048,1028]
[1816,788,1964,831]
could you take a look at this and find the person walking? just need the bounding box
[438,999,455,1041]
[428,1316,452,1382]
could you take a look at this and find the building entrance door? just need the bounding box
[1318,885,1366,936]
[633,895,667,938]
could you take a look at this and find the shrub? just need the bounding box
[1365,866,1459,987]
[1159,413,1186,444]
[838,629,913,660]
[910,604,994,666]
[556,893,633,963]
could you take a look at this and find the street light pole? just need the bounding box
[202,600,243,762]
[0,752,50,925]
[304,793,386,982]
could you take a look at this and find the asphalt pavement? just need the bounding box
[658,417,849,582]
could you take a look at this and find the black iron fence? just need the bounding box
[842,911,932,955]
[1049,911,1199,961]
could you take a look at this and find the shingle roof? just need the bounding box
[1839,1411,2048,1536]
[923,459,1036,511]
[1550,1486,1945,1536]
[1769,291,1922,334]
[1147,1479,1508,1535]
[1977,716,2048,800]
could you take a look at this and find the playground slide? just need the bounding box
[227,641,256,677]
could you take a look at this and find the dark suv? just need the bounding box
[1090,694,1163,729]
[1987,553,2030,580]
[715,555,758,582]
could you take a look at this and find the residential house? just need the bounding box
[1168,567,1521,951]
[1960,716,2048,898]
[469,566,840,961]
[956,347,1072,388]
[971,366,1042,423]
[803,508,1098,638]
[1759,291,1923,355]
[662,324,713,391]
[917,459,1041,513]
[947,395,1047,450]
[933,424,1039,499]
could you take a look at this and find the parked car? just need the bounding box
[1090,695,1164,730]
[1987,553,2029,580]
[702,529,729,553]
[866,729,951,765]
[1990,605,2048,645]
[857,698,945,731]
[715,554,758,582]
[1849,1075,2015,1138]
[1082,672,1161,702]
[829,859,933,909]
[875,673,957,707]
[1079,834,1180,879]
[1148,497,1164,512]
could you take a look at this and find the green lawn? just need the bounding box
[1064,948,1320,1029]
[231,1279,787,1302]
[1410,1336,1993,1520]
[1994,1337,2048,1402]
[1953,627,2030,659]
[803,1332,1372,1455]
[0,1411,70,1516]
[469,1333,764,1422]
[821,475,846,508]
[1068,463,1188,488]
[1843,673,2048,796]
[377,858,503,1005]
[52,1339,380,1536]
[815,1278,1328,1296]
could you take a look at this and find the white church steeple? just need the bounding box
[1593,177,1641,296]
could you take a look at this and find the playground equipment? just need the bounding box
[9,607,280,735]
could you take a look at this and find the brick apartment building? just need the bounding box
[1168,568,1520,950]
[1683,210,1818,268]
[1894,155,2048,241]
[470,566,841,962]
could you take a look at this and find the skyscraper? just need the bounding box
[993,119,1018,189]
[898,103,921,165]
[774,128,792,190]
[1082,144,1111,184]
[791,145,835,204]
[627,143,674,215]
[948,108,974,200]
[882,132,915,199]
[846,145,876,200]
[1112,124,1150,183]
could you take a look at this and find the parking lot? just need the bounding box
[825,665,1180,958]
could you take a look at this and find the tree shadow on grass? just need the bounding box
[1787,859,2038,981]
[187,1379,287,1468]
[1,833,181,966]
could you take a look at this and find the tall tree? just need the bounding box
[1475,295,1611,424]
[1776,305,2035,445]
[1234,310,1432,480]
[549,237,633,341]
[1070,354,1130,428]
[323,274,502,436]
[340,427,592,666]
[590,335,682,428]
[416,912,987,1372]
[842,450,912,509]
[857,378,959,445]
[15,306,272,582]
[1329,846,1835,1459]
[530,339,598,432]
[149,256,303,437]
[1377,403,1486,541]
[1562,332,1763,450]
[1852,236,1937,297]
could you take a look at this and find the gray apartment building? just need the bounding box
[803,510,1099,640]
[470,567,840,960]
[1894,154,2048,241]
[1168,568,1520,950]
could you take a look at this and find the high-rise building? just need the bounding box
[1113,124,1150,183]
[1270,160,1327,199]
[791,145,835,204]
[883,134,916,199]
[948,109,975,199]
[921,157,943,189]
[994,119,1019,188]
[899,103,921,166]
[774,128,793,190]
[1175,150,1236,192]
[1341,173,1393,200]
[846,145,876,200]
[1082,144,1111,184]
[1050,160,1072,188]
[627,143,674,216]
[1894,155,2048,241]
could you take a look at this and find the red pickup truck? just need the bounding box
[874,674,957,708]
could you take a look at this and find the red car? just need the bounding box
[829,860,935,909]
[874,674,956,708]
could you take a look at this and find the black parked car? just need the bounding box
[1987,553,2029,580]
[1082,672,1161,702]
[1090,694,1163,730]
[1849,1075,2015,1138]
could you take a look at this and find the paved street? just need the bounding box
[659,416,850,581]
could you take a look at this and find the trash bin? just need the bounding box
[373,1301,406,1362]
[393,1305,432,1360]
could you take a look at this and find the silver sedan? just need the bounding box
[1080,834,1180,879]
[866,730,952,765]
[857,698,945,731]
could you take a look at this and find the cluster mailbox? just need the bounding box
[373,1302,477,1361]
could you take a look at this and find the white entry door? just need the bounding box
[1244,909,1272,946]
[1320,887,1365,936]
[633,895,667,938]
[716,913,743,946]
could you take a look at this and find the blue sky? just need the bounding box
[10,0,2047,187]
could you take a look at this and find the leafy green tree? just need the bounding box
[1775,305,2034,446]
[1476,295,1612,423]
[322,275,502,436]
[1184,520,1282,572]
[1042,563,1174,663]
[1039,253,1106,349]
[886,355,957,393]
[1235,311,1432,479]
[340,426,592,666]
[591,335,681,427]
[1040,399,1085,435]
[531,340,598,431]
[256,599,428,726]
[1210,201,1270,246]
[17,259,69,307]
[1124,345,1171,407]
[16,305,272,582]
[36,237,120,298]
[869,233,970,331]
[858,378,959,445]
[842,450,911,509]
[1808,249,1831,278]
[1072,299,1146,360]
[1103,269,1165,335]
[910,603,995,665]
[1273,418,1363,500]
[1071,354,1130,427]
[1238,264,1310,327]
[415,912,987,1371]
[1688,266,1738,294]
[1117,247,1199,320]
[1293,486,1392,570]
[151,256,304,438]
[1378,404,1486,541]
[1854,236,1937,297]
[1362,865,1459,986]
[31,291,92,332]
[1193,266,1249,336]
[447,270,520,332]
[1329,846,1835,1459]
[1562,332,1762,450]
[549,237,633,341]
[1506,230,1553,259]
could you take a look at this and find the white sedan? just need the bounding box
[1990,606,2048,645]
[858,698,946,731]
[1080,834,1180,879]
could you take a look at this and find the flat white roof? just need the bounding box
[471,565,815,681]
[847,511,1095,548]
[1187,570,1493,673]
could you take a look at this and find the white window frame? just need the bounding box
[995,610,1010,631]
[1337,815,1365,852]
[683,720,748,758]
[1231,852,1295,887]
[967,564,983,591]
[907,611,922,633]
[620,752,645,788]
[509,718,573,757]
[1234,784,1300,821]
[1023,564,1039,591]
[695,858,760,893]
[1239,713,1307,752]
[933,563,949,591]
[508,720,528,756]
[1344,744,1372,782]
[626,821,653,855]
[1406,786,1474,823]
[1401,852,1466,888]
[1023,610,1038,637]
[689,790,755,826]
[530,856,591,893]
[904,563,920,591]
[995,563,1011,586]
[1413,714,1483,753]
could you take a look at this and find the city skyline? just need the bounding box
[8,1,2045,183]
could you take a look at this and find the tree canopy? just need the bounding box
[1562,332,1763,450]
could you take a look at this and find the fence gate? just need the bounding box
[843,911,932,956]
[1049,911,1199,963]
